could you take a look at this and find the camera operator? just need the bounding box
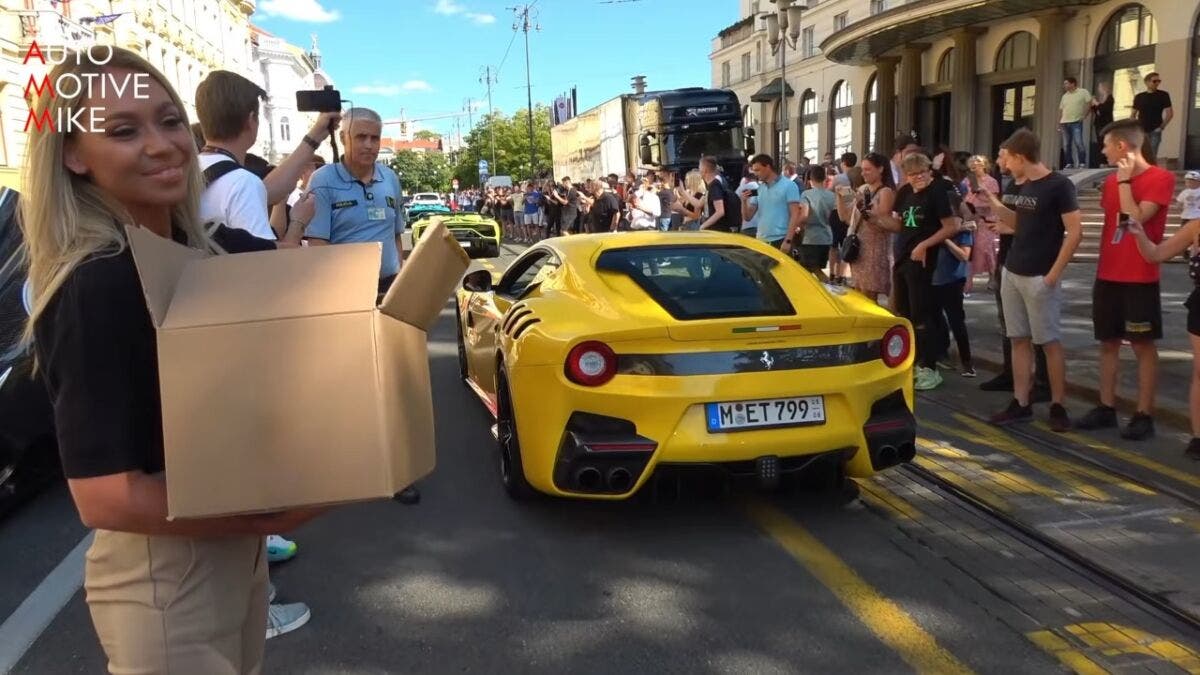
[195,72,339,242]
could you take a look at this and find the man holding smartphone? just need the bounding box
[1078,119,1174,439]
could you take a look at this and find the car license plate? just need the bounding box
[705,396,826,433]
[459,241,472,248]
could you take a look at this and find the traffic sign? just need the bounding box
[478,159,489,172]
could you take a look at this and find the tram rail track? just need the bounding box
[897,393,1200,637]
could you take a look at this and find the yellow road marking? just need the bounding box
[743,500,975,674]
[918,437,1061,500]
[1026,630,1109,675]
[914,453,1012,511]
[1058,623,1200,673]
[857,480,924,521]
[1033,422,1200,492]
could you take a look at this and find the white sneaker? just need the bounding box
[266,602,311,639]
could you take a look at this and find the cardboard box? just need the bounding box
[126,221,470,519]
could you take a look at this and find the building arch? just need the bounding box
[863,73,878,154]
[829,80,853,157]
[995,31,1037,71]
[936,47,956,83]
[1093,4,1158,122]
[799,89,819,163]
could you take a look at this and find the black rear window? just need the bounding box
[596,246,795,320]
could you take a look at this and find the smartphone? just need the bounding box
[296,87,342,113]
[747,189,759,197]
[967,172,980,192]
[1113,212,1130,244]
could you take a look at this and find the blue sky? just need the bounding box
[253,0,739,138]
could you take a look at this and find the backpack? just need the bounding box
[202,159,248,188]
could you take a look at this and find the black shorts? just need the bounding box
[1092,279,1162,341]
[831,219,849,247]
[1187,289,1200,337]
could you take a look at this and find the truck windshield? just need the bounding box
[667,129,744,165]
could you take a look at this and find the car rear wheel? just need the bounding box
[484,242,500,258]
[496,370,536,500]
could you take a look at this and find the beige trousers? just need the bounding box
[84,530,268,675]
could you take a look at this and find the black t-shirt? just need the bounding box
[705,178,741,232]
[1132,90,1172,132]
[35,228,273,479]
[563,187,580,212]
[891,180,955,268]
[589,192,620,232]
[997,179,1022,267]
[1003,172,1079,277]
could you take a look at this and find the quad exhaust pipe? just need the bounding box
[574,466,603,490]
[573,465,635,492]
[876,442,916,469]
[607,467,633,493]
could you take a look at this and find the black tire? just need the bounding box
[485,242,501,258]
[496,370,536,500]
[455,308,469,382]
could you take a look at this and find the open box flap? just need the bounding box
[379,220,470,330]
[162,242,381,329]
[125,225,206,328]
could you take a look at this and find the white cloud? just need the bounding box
[432,0,495,25]
[259,0,340,22]
[349,81,433,97]
[351,84,401,96]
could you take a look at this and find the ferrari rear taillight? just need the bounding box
[566,341,617,386]
[881,326,911,368]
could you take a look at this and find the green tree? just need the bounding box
[388,150,453,193]
[451,105,552,187]
[414,129,442,141]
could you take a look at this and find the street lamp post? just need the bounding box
[764,1,805,166]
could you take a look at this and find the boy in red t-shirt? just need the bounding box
[1080,119,1175,440]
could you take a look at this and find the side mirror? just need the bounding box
[462,270,493,293]
[745,128,756,156]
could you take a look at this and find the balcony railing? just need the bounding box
[717,15,756,50]
[16,10,96,47]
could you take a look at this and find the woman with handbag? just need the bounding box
[836,153,894,305]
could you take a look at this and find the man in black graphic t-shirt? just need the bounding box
[868,152,959,391]
[980,149,1051,398]
[986,130,1082,432]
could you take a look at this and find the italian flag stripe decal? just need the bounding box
[733,325,803,334]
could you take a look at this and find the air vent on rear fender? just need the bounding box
[501,303,529,333]
[511,317,541,339]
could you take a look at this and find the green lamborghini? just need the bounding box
[412,213,502,259]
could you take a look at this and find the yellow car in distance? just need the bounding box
[414,213,502,259]
[455,232,916,500]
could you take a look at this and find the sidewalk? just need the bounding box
[960,261,1194,430]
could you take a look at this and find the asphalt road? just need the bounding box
[2,238,1197,674]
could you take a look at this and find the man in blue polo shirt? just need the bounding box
[307,107,405,296]
[305,107,419,504]
[740,153,801,249]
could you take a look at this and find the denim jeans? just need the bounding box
[1148,129,1163,158]
[1060,121,1084,167]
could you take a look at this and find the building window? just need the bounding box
[995,31,1037,71]
[802,26,815,59]
[721,61,731,87]
[741,53,751,81]
[830,80,853,157]
[1097,4,1157,55]
[870,0,886,15]
[865,74,878,154]
[936,48,956,83]
[755,42,762,72]
[800,89,819,162]
[280,117,290,142]
[833,12,847,31]
[774,99,790,164]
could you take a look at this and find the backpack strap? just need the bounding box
[202,160,245,188]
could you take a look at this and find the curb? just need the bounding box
[968,346,1193,433]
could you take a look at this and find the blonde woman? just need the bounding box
[22,48,322,673]
[961,155,1000,293]
[672,169,706,230]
